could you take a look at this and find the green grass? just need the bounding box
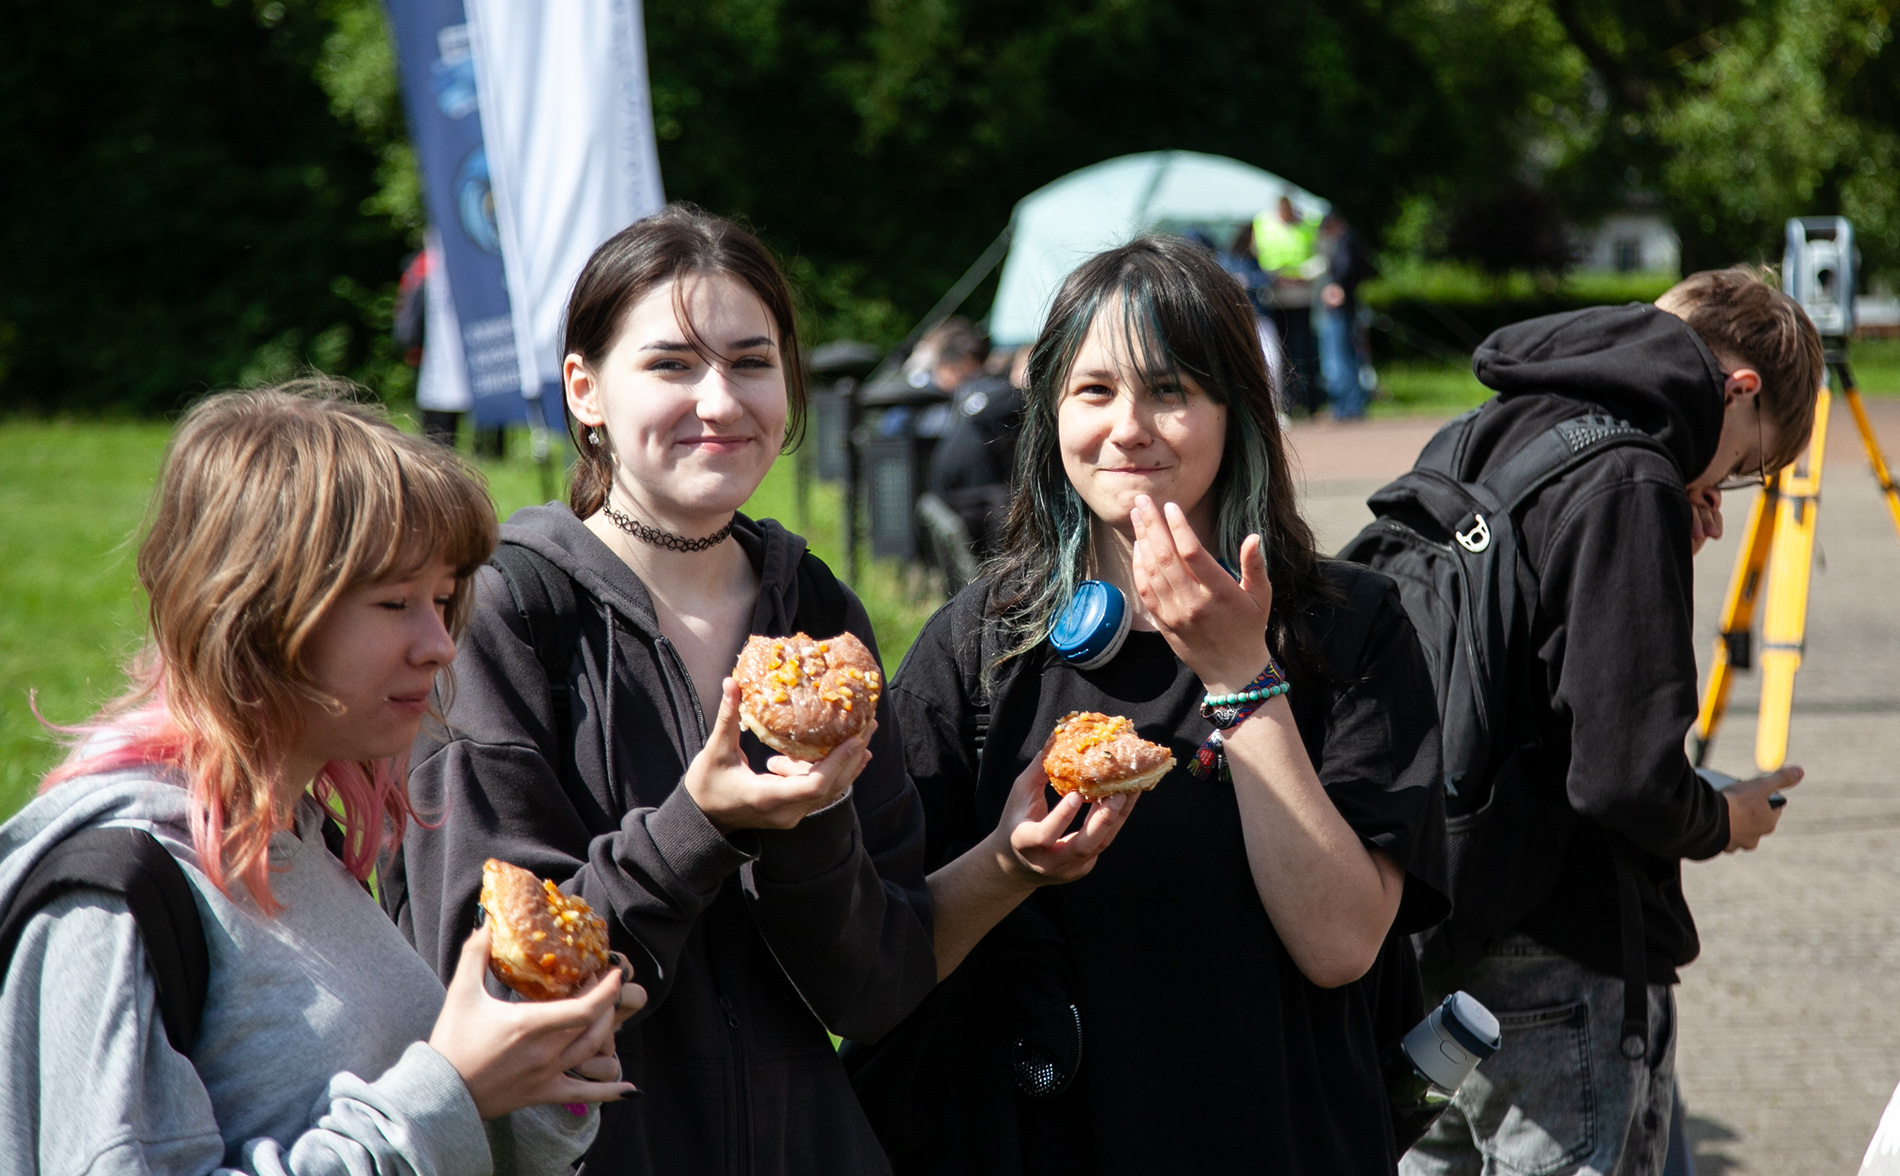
[0,418,941,822]
[0,420,171,816]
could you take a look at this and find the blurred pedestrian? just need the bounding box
[1253,196,1325,415]
[926,342,1025,558]
[1315,212,1376,420]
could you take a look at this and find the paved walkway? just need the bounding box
[1286,399,1900,1176]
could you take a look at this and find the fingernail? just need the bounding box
[618,1085,643,1100]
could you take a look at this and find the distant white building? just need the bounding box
[1575,212,1681,275]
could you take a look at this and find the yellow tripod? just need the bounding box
[1693,351,1900,770]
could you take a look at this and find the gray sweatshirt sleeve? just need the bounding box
[0,893,508,1176]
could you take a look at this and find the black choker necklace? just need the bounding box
[601,504,735,553]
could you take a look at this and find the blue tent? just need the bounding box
[987,151,1328,345]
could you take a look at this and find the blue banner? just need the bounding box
[386,0,530,427]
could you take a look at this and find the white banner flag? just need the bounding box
[465,0,666,405]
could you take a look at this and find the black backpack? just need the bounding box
[0,818,367,1059]
[1338,410,1671,1057]
[0,827,209,1054]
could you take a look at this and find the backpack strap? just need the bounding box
[1413,408,1482,477]
[1478,414,1667,1060]
[489,543,584,785]
[1483,414,1672,514]
[0,827,209,1054]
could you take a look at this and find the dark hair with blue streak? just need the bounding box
[984,233,1334,683]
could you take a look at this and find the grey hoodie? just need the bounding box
[384,507,936,1175]
[0,765,595,1175]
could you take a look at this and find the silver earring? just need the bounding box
[588,427,602,446]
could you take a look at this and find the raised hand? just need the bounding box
[683,678,874,832]
[428,924,640,1119]
[1129,494,1274,695]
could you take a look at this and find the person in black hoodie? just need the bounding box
[383,206,937,1175]
[1401,268,1823,1176]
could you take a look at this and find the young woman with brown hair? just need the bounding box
[883,235,1450,1173]
[386,205,937,1174]
[0,384,638,1174]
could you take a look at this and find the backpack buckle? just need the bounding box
[1455,513,1492,553]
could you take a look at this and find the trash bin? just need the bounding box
[807,340,879,485]
[857,368,952,562]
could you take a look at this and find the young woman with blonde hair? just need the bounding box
[0,383,639,1174]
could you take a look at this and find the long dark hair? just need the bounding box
[986,234,1333,683]
[562,203,807,517]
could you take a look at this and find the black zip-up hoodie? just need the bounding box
[1461,303,1732,983]
[386,505,936,1175]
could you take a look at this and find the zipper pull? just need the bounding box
[718,991,739,1028]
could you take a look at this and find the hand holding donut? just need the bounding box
[1129,494,1274,696]
[683,677,873,832]
[428,923,638,1120]
[988,732,1141,888]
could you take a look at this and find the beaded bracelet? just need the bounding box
[1189,660,1291,780]
[1200,659,1290,719]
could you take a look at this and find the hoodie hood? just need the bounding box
[497,504,814,637]
[1472,303,1727,478]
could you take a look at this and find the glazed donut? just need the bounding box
[480,858,611,1001]
[733,631,881,761]
[1042,711,1175,801]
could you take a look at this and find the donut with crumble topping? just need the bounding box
[733,631,881,761]
[480,858,611,1001]
[1042,711,1175,801]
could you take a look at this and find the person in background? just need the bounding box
[1400,268,1822,1176]
[384,205,936,1176]
[926,338,1027,558]
[1315,213,1377,420]
[0,384,638,1174]
[1253,196,1325,415]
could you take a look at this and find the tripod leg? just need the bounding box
[1693,482,1779,765]
[1842,385,1900,544]
[1756,388,1832,773]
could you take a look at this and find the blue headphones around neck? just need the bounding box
[1050,559,1239,670]
[1050,581,1131,669]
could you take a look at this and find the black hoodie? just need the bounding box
[385,506,936,1175]
[1461,303,1732,984]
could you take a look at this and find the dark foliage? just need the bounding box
[0,0,401,412]
[1446,185,1578,274]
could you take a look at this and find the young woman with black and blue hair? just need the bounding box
[880,234,1450,1173]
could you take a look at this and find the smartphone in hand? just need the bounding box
[1695,766,1787,809]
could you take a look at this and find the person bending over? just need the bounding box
[1401,268,1821,1176]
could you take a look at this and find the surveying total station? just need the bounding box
[1693,217,1900,771]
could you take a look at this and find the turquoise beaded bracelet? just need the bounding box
[1205,682,1291,707]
